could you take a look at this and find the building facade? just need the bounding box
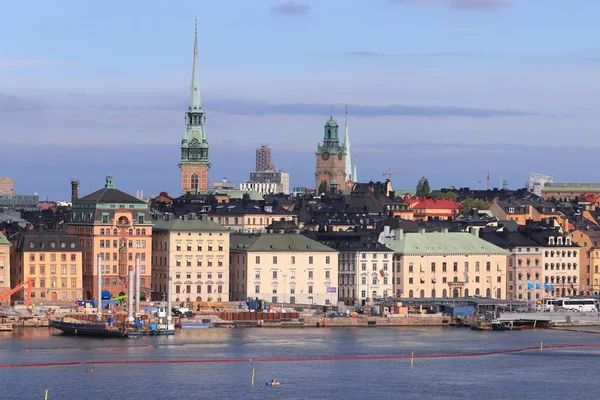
[179,18,210,194]
[540,235,579,297]
[388,229,508,299]
[0,232,10,296]
[67,176,153,300]
[315,112,349,193]
[569,229,600,295]
[0,177,14,195]
[10,230,83,302]
[229,233,338,306]
[151,215,230,303]
[255,145,274,172]
[240,171,290,196]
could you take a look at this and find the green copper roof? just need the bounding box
[388,231,508,255]
[215,190,263,201]
[231,233,335,253]
[153,218,229,232]
[542,186,600,193]
[0,232,10,246]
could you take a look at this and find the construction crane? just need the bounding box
[0,278,33,309]
[382,169,409,183]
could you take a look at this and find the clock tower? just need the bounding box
[315,109,347,193]
[179,17,210,194]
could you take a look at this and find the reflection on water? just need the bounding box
[1,327,600,399]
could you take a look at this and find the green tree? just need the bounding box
[318,181,328,195]
[433,192,458,201]
[460,198,491,215]
[415,176,431,197]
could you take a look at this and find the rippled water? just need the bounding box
[1,327,600,399]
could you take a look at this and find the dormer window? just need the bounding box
[557,237,563,245]
[549,237,555,245]
[508,207,515,213]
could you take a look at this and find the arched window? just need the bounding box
[452,289,459,298]
[408,290,414,298]
[191,174,199,191]
[486,288,491,298]
[141,229,146,235]
[113,228,118,235]
[100,228,105,235]
[420,289,425,298]
[128,228,133,235]
[464,289,469,297]
[442,289,447,298]
[136,229,140,235]
[496,288,501,299]
[431,289,436,298]
[475,288,480,296]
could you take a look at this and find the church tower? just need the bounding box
[179,16,210,194]
[343,104,354,188]
[315,108,347,193]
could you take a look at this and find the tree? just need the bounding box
[318,181,328,195]
[416,177,431,197]
[433,192,458,201]
[460,198,491,216]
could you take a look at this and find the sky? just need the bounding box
[2,0,600,200]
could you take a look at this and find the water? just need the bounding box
[1,327,600,399]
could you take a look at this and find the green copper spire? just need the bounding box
[190,15,201,111]
[180,16,209,166]
[343,104,352,181]
[353,157,358,183]
[105,175,115,189]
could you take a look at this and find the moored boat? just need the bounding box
[49,318,127,338]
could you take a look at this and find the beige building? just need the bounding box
[229,233,338,306]
[388,229,508,299]
[0,177,14,195]
[10,230,83,303]
[152,215,230,303]
[0,232,10,296]
[540,235,579,297]
[569,229,600,295]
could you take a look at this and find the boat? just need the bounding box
[49,318,127,338]
[0,323,13,331]
[127,323,175,337]
[266,381,280,387]
[181,321,214,328]
[492,320,522,331]
[470,320,492,331]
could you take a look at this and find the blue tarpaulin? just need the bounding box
[527,283,534,289]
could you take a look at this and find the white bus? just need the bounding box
[554,298,599,312]
[540,298,568,312]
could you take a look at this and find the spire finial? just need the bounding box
[345,103,348,117]
[330,105,333,118]
[189,16,201,110]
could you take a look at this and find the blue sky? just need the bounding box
[2,0,600,199]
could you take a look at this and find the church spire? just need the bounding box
[344,103,352,182]
[353,157,358,183]
[189,16,201,111]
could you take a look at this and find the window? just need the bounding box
[272,271,278,279]
[50,254,56,262]
[362,263,367,271]
[383,277,388,285]
[372,277,377,285]
[273,256,278,265]
[309,256,313,264]
[290,285,295,294]
[272,285,278,293]
[308,271,313,279]
[256,256,260,264]
[308,286,313,294]
[29,254,35,262]
[325,271,330,279]
[486,262,491,272]
[61,266,67,274]
[372,263,377,271]
[442,262,447,272]
[408,263,414,273]
[290,270,295,279]
[453,262,458,272]
[362,277,366,285]
[255,285,260,293]
[255,271,260,279]
[176,285,180,294]
[291,256,295,265]
[30,265,35,274]
[431,262,436,272]
[326,256,330,264]
[409,278,413,284]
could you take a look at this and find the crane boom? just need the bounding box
[0,279,32,309]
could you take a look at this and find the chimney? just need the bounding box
[70,180,79,203]
[418,228,426,235]
[394,229,404,241]
[442,228,449,235]
[471,227,480,238]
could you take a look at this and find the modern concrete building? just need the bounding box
[387,228,508,299]
[0,232,10,297]
[0,177,14,195]
[229,233,338,306]
[67,176,153,300]
[526,173,553,197]
[240,171,290,196]
[10,229,83,302]
[179,18,210,194]
[255,145,274,172]
[151,215,230,303]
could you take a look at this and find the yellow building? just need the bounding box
[229,233,339,306]
[152,215,230,303]
[569,229,600,295]
[388,229,508,299]
[0,232,10,297]
[10,230,83,303]
[67,176,153,300]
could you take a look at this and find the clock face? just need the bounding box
[338,153,343,161]
[322,152,330,161]
[191,138,199,145]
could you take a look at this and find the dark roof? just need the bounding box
[14,230,83,252]
[304,230,393,252]
[230,233,334,252]
[480,230,539,248]
[77,188,144,204]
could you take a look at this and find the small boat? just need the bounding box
[181,321,214,328]
[0,323,13,331]
[266,381,280,387]
[470,320,492,331]
[49,318,126,338]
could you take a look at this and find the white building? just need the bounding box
[527,173,553,197]
[240,171,290,195]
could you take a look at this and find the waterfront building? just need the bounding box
[539,232,579,297]
[315,110,350,193]
[10,229,83,302]
[569,229,600,295]
[0,177,14,195]
[541,183,600,201]
[240,171,290,195]
[305,230,394,306]
[151,214,230,303]
[229,233,338,306]
[0,232,10,297]
[387,228,508,299]
[66,176,152,300]
[255,145,275,172]
[179,18,210,194]
[201,195,296,232]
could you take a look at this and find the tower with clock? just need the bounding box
[315,109,349,193]
[179,17,210,194]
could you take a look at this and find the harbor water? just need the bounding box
[1,327,600,399]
